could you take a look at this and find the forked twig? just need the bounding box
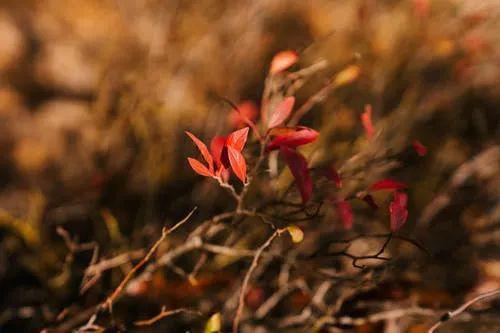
[134,306,202,326]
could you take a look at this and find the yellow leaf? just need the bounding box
[286,225,304,243]
[332,65,361,88]
[204,312,221,333]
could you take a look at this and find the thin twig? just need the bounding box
[134,306,202,326]
[323,307,436,326]
[232,229,284,333]
[428,288,500,333]
[100,208,196,311]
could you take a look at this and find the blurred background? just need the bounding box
[0,0,499,332]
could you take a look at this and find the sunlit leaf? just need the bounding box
[210,136,227,169]
[186,131,214,172]
[269,50,299,74]
[286,225,304,243]
[268,96,295,128]
[227,127,249,152]
[204,313,221,333]
[332,65,361,88]
[187,158,213,177]
[267,126,319,151]
[280,146,313,204]
[227,146,247,183]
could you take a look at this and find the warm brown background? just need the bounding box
[0,1,499,332]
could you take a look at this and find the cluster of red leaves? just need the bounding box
[186,50,428,233]
[186,127,249,183]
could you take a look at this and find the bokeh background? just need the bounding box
[0,0,499,332]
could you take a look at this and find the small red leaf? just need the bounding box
[210,136,227,169]
[280,146,313,204]
[269,50,299,75]
[227,146,247,183]
[187,158,213,177]
[266,126,319,151]
[229,101,258,129]
[412,140,428,156]
[335,200,354,230]
[389,191,408,232]
[324,165,342,188]
[226,127,249,152]
[268,96,295,129]
[361,104,375,139]
[185,131,214,172]
[369,179,408,192]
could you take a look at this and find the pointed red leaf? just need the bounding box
[389,191,408,232]
[324,165,342,188]
[335,200,354,230]
[266,126,319,151]
[187,158,213,177]
[412,140,428,156]
[210,136,227,169]
[226,127,249,152]
[369,179,408,192]
[269,50,299,75]
[227,146,247,183]
[229,101,258,129]
[361,104,375,139]
[268,96,295,129]
[280,146,313,204]
[185,131,214,172]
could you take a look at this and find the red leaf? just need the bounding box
[229,101,258,129]
[269,50,299,74]
[389,191,408,232]
[227,146,247,183]
[324,165,342,188]
[215,165,231,183]
[361,104,375,139]
[266,126,319,151]
[268,96,295,128]
[412,140,428,156]
[226,127,249,152]
[335,200,354,230]
[210,136,227,169]
[231,103,260,138]
[369,179,408,192]
[280,146,313,204]
[187,158,213,177]
[185,131,214,172]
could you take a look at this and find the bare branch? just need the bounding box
[232,229,283,333]
[134,306,201,326]
[428,288,500,333]
[100,207,196,311]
